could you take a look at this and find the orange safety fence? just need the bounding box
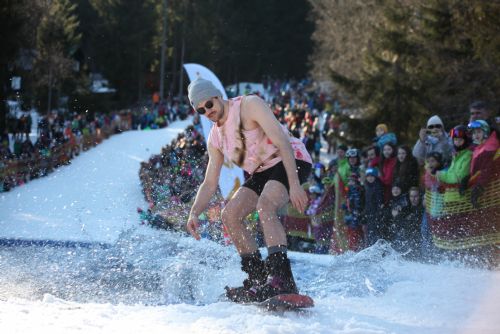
[426,148,500,250]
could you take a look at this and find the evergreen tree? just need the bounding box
[88,0,158,105]
[308,0,384,82]
[0,0,28,131]
[317,0,500,144]
[72,0,313,106]
[330,0,426,144]
[184,0,313,85]
[33,0,82,114]
[416,0,500,124]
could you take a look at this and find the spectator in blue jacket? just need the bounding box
[374,123,397,151]
[363,167,384,247]
[344,173,364,251]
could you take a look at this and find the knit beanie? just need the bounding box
[188,78,222,108]
[427,115,444,128]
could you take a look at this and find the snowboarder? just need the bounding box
[185,77,312,304]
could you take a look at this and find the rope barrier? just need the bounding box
[426,149,500,250]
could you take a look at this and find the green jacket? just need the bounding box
[437,149,472,184]
[338,158,350,184]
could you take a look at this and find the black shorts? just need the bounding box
[242,160,312,196]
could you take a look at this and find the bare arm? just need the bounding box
[242,96,309,213]
[186,143,224,240]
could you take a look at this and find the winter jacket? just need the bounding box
[392,204,423,259]
[364,178,384,216]
[374,132,397,150]
[343,183,364,228]
[385,193,409,241]
[379,156,397,204]
[393,157,420,193]
[412,134,454,166]
[470,132,500,187]
[363,178,385,246]
[338,158,350,184]
[437,149,472,185]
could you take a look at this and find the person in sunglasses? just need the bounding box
[185,77,312,303]
[469,101,500,131]
[412,115,453,167]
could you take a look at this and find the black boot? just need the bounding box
[236,252,299,303]
[225,251,268,302]
[265,251,298,294]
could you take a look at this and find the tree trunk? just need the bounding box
[0,66,8,133]
[47,63,53,115]
[171,34,178,97]
[178,35,185,100]
[159,0,168,101]
[138,50,143,103]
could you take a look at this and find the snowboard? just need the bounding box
[256,293,314,311]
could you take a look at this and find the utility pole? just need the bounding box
[159,0,168,101]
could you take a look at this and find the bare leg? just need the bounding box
[221,187,259,255]
[256,180,290,247]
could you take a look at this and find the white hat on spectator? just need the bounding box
[427,115,444,128]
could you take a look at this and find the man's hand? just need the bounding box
[419,128,428,142]
[391,206,402,218]
[459,175,470,196]
[186,214,201,240]
[470,185,484,209]
[289,183,308,214]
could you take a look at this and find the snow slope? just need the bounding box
[0,118,191,244]
[0,119,499,334]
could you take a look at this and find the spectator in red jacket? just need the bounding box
[378,143,397,204]
[468,120,500,208]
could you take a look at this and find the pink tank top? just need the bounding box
[208,96,312,174]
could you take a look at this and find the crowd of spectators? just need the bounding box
[0,110,134,192]
[138,114,214,230]
[131,94,190,130]
[0,94,192,192]
[136,78,499,268]
[302,99,499,268]
[6,79,495,268]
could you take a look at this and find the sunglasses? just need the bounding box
[195,98,215,115]
[427,124,442,130]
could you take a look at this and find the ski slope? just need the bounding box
[0,119,499,334]
[0,118,192,244]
